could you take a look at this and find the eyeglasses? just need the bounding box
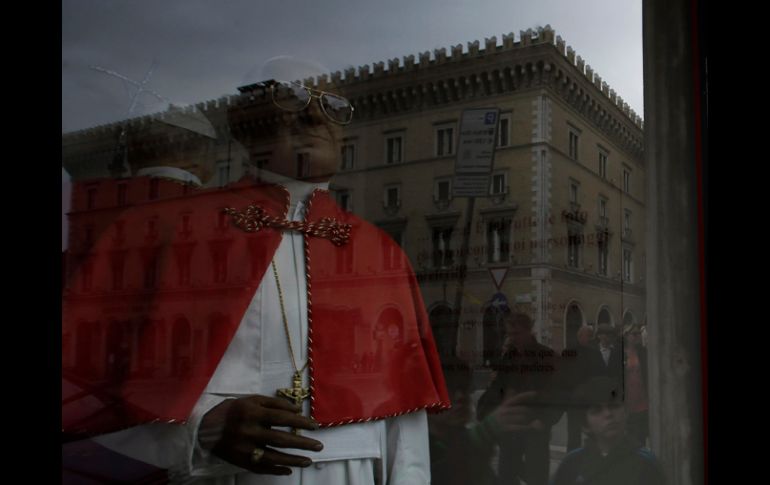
[269,80,354,125]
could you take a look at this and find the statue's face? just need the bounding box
[269,101,344,182]
[233,79,351,184]
[130,85,349,187]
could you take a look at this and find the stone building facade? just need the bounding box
[62,25,645,374]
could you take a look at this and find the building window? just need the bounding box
[384,185,401,210]
[175,247,193,287]
[623,248,633,282]
[341,144,355,170]
[296,153,310,179]
[432,227,454,268]
[336,189,352,211]
[179,255,192,286]
[623,167,631,193]
[86,187,97,210]
[114,220,125,244]
[490,172,507,195]
[385,135,403,164]
[598,197,608,226]
[179,214,192,237]
[382,230,403,270]
[624,210,632,237]
[217,212,225,229]
[599,151,608,179]
[144,252,159,289]
[117,183,127,207]
[146,217,159,241]
[81,259,94,292]
[497,113,512,147]
[84,224,95,247]
[247,239,268,282]
[212,246,229,284]
[149,178,159,200]
[434,178,452,202]
[487,218,511,263]
[435,125,455,157]
[598,239,609,276]
[111,254,125,291]
[568,128,580,160]
[335,245,354,274]
[568,231,582,268]
[569,181,579,205]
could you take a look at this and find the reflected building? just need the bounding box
[62,25,645,383]
[326,25,646,363]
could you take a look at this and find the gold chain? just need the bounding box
[270,259,309,375]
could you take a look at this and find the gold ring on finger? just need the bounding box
[251,447,266,464]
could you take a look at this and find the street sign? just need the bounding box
[490,292,510,313]
[453,108,500,197]
[488,266,509,290]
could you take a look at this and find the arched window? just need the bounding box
[623,311,635,328]
[597,307,613,327]
[565,303,584,349]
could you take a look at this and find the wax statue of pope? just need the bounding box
[62,60,450,484]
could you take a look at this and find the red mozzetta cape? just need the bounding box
[62,178,450,437]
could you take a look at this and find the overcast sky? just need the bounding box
[62,0,643,250]
[62,0,643,133]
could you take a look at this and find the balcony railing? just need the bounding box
[490,186,509,204]
[433,197,451,211]
[383,201,401,216]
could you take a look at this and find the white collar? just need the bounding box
[253,169,328,206]
[284,179,329,208]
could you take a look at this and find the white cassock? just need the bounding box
[94,177,430,484]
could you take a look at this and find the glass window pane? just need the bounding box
[62,3,702,483]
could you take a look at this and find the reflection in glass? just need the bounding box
[62,17,665,483]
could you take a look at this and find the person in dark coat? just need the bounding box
[596,324,623,383]
[477,312,565,485]
[429,357,541,485]
[564,325,606,451]
[622,324,649,447]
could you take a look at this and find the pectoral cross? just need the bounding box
[276,371,310,434]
